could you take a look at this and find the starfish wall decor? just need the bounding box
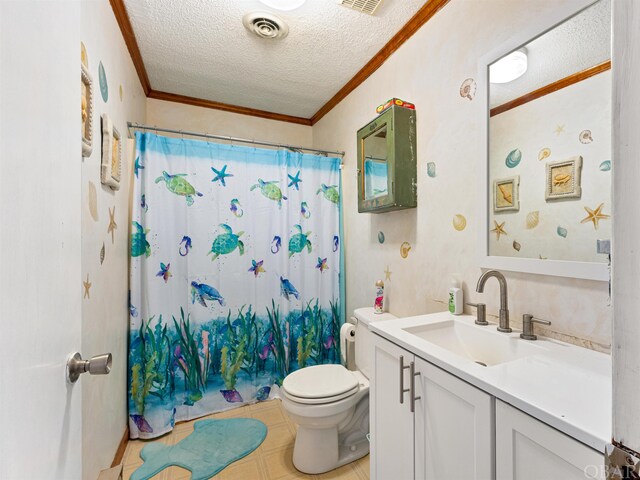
[107,206,117,243]
[581,203,610,230]
[491,220,507,240]
[384,266,392,281]
[83,274,92,299]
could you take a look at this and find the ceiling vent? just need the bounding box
[243,12,289,40]
[339,0,384,15]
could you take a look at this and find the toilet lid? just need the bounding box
[282,364,359,400]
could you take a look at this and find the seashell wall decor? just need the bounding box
[579,130,593,144]
[453,214,467,231]
[538,148,551,161]
[460,78,476,101]
[526,211,540,229]
[505,148,522,168]
[427,162,436,178]
[378,231,385,244]
[88,181,99,222]
[557,226,568,238]
[400,242,411,258]
[98,61,108,103]
[81,42,89,68]
[599,160,611,172]
[512,240,521,252]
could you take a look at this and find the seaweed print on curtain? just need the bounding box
[128,132,342,439]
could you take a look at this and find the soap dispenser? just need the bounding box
[448,278,463,315]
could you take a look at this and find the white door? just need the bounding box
[370,335,415,480]
[414,357,494,480]
[495,400,603,480]
[0,2,83,479]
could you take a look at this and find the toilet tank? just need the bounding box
[353,307,397,379]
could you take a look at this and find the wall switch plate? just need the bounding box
[597,239,611,255]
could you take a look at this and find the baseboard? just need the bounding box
[111,426,129,467]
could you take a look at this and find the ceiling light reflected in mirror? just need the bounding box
[490,49,528,84]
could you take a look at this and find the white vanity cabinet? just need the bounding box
[371,334,494,480]
[414,356,494,480]
[495,400,603,480]
[370,335,415,480]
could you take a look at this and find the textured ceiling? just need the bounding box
[491,0,611,108]
[123,0,427,118]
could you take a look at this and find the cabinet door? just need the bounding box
[414,357,495,480]
[496,400,604,480]
[370,335,415,480]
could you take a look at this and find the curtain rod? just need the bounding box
[127,122,345,158]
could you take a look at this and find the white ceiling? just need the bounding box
[491,0,611,108]
[123,0,427,118]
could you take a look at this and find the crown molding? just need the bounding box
[490,60,611,117]
[148,90,312,125]
[110,0,449,126]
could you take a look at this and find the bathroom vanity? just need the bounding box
[369,312,610,480]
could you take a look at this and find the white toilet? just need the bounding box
[281,307,397,474]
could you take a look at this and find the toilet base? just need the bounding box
[290,394,370,475]
[292,425,369,474]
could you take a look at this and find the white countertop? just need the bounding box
[369,310,612,452]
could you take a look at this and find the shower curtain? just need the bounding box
[128,132,343,439]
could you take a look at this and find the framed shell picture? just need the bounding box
[545,156,582,201]
[101,114,121,190]
[493,176,520,213]
[81,63,94,157]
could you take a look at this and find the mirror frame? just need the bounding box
[477,0,609,282]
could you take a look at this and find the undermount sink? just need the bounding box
[403,319,548,367]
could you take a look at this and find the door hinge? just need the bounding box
[605,442,640,479]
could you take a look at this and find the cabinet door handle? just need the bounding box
[410,361,421,413]
[399,355,410,404]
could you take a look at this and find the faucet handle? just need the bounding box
[466,302,488,326]
[520,314,551,341]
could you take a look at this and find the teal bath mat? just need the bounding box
[131,418,267,480]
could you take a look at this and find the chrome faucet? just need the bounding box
[476,270,511,332]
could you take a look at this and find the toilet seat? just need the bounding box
[282,364,360,405]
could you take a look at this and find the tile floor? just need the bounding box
[122,399,369,480]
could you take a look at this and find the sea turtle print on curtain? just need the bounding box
[128,132,342,439]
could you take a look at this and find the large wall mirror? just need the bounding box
[478,0,611,281]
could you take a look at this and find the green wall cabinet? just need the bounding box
[357,105,417,213]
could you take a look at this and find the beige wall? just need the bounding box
[147,98,313,146]
[81,1,146,478]
[312,0,611,352]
